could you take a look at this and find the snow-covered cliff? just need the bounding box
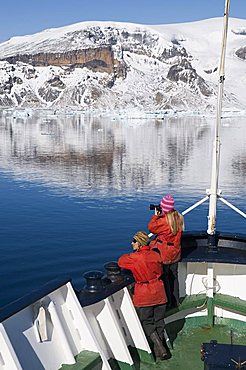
[0,18,245,112]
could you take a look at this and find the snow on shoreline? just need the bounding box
[0,107,245,120]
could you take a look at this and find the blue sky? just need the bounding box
[0,0,245,43]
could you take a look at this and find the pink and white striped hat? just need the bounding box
[160,194,174,214]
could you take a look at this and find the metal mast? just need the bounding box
[207,0,231,236]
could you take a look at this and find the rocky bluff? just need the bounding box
[0,20,245,110]
[2,46,126,78]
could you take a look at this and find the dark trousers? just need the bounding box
[162,262,179,308]
[135,304,166,340]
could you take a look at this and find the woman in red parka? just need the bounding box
[118,231,169,360]
[148,194,184,308]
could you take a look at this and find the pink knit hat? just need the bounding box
[160,194,174,214]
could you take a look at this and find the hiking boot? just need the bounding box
[150,331,169,360]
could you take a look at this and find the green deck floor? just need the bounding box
[139,320,246,370]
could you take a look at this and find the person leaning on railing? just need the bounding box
[148,194,184,309]
[118,231,170,361]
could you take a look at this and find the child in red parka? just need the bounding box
[118,231,169,360]
[148,194,184,308]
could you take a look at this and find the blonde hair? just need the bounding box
[166,210,184,235]
[133,231,149,247]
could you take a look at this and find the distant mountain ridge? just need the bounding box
[0,18,245,112]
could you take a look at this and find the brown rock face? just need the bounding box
[1,46,126,77]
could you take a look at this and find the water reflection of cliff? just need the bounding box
[0,112,245,196]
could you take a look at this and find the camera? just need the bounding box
[149,204,162,212]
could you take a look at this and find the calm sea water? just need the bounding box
[0,110,245,307]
